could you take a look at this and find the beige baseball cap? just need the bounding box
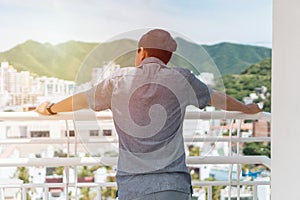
[138,29,177,52]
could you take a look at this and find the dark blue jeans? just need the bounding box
[131,190,192,200]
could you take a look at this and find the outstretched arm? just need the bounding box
[35,92,89,115]
[208,89,261,114]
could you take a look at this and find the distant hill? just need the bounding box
[202,41,271,75]
[0,40,98,80]
[0,38,271,81]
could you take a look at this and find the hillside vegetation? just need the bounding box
[216,58,271,111]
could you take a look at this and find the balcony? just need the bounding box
[0,110,271,200]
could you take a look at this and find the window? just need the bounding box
[19,126,27,138]
[103,129,112,136]
[65,130,75,137]
[30,131,50,138]
[6,126,28,138]
[46,167,56,176]
[89,130,99,136]
[6,127,12,137]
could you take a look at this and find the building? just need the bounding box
[220,187,253,200]
[0,62,76,110]
[253,120,271,137]
[91,62,120,86]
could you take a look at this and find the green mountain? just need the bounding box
[75,39,137,83]
[0,40,98,80]
[0,38,271,81]
[202,41,271,75]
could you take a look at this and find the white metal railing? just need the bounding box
[0,110,271,121]
[0,181,270,200]
[0,155,270,169]
[0,111,271,200]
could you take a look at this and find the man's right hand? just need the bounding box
[244,103,262,114]
[209,90,262,114]
[35,101,52,115]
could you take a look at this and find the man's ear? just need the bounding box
[139,47,147,60]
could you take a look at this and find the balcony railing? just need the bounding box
[0,111,271,200]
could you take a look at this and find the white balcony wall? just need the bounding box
[272,0,300,199]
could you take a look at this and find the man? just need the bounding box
[36,29,261,200]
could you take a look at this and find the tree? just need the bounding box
[79,187,96,200]
[243,142,270,158]
[188,145,200,156]
[55,166,64,176]
[78,166,93,178]
[101,166,117,199]
[77,166,95,199]
[101,176,117,200]
[14,167,30,183]
[14,167,31,200]
[215,58,272,112]
[204,176,225,200]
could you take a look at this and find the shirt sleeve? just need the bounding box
[84,78,113,111]
[187,72,212,109]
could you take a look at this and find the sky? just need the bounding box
[0,0,272,52]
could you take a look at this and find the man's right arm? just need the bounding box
[35,92,89,115]
[208,89,262,114]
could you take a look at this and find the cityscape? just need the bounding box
[4,0,300,199]
[0,62,76,112]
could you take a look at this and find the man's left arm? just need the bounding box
[208,89,262,114]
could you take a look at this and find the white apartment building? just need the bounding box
[220,176,270,200]
[220,187,253,200]
[91,62,120,86]
[197,72,215,87]
[0,62,9,93]
[0,62,76,108]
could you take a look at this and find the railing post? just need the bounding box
[65,120,70,200]
[44,186,49,200]
[0,188,4,200]
[72,120,79,199]
[207,186,212,200]
[236,119,242,200]
[96,186,102,200]
[253,185,258,200]
[228,119,234,200]
[21,186,26,200]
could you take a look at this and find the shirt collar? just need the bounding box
[139,57,165,67]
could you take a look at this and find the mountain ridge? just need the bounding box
[0,39,271,81]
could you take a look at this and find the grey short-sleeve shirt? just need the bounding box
[85,57,211,200]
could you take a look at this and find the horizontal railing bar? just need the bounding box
[0,157,118,167]
[0,181,270,189]
[0,138,119,145]
[0,182,117,188]
[192,181,270,186]
[187,156,271,169]
[0,137,270,145]
[0,156,271,169]
[185,111,271,121]
[184,137,270,143]
[0,111,271,121]
[0,110,112,121]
